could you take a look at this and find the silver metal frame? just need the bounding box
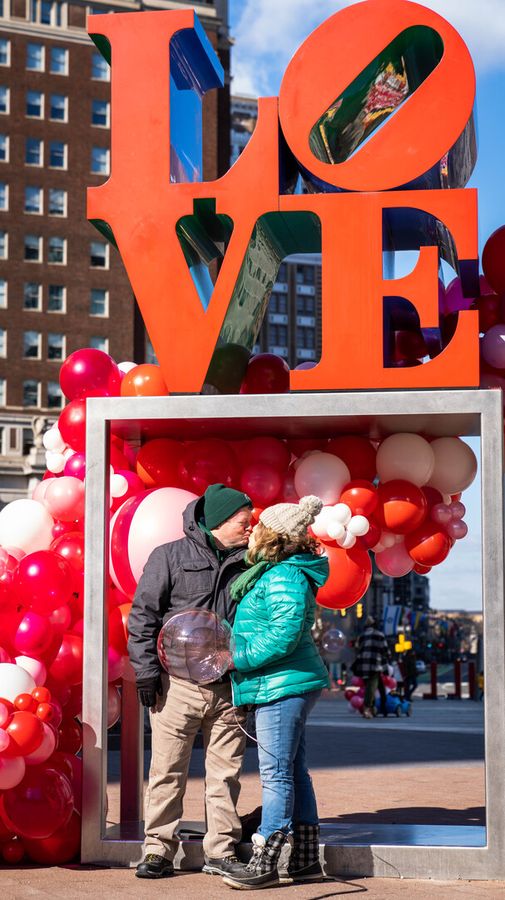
[82,389,505,879]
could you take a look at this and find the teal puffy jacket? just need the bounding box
[231,553,330,706]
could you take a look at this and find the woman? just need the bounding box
[222,495,329,890]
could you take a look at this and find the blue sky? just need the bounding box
[228,0,504,610]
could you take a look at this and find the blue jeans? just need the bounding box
[254,690,321,838]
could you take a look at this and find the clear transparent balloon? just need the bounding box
[157,609,232,684]
[321,628,346,661]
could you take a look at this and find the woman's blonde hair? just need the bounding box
[246,520,321,565]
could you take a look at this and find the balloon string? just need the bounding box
[232,706,278,761]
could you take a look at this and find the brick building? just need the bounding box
[0,0,230,501]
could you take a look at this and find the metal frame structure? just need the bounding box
[82,389,505,879]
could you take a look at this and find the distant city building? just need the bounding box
[0,0,230,502]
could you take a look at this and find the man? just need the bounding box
[353,616,391,719]
[127,483,253,879]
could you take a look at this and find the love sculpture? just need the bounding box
[87,0,480,394]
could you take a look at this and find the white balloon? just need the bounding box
[0,499,54,553]
[380,531,396,549]
[15,656,47,684]
[312,506,336,538]
[332,503,352,525]
[118,360,136,374]
[43,426,65,453]
[0,662,36,701]
[327,521,345,541]
[337,530,356,549]
[63,447,75,460]
[348,515,369,536]
[46,450,66,473]
[111,474,128,498]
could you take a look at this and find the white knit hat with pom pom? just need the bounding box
[259,495,323,538]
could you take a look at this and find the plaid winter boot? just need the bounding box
[281,823,324,882]
[222,831,288,890]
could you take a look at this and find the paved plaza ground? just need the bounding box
[2,694,505,898]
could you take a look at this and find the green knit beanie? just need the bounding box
[203,483,252,530]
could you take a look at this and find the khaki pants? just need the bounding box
[143,675,247,860]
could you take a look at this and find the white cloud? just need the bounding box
[230,0,505,97]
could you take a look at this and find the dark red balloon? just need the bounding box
[57,717,82,755]
[240,463,282,508]
[482,226,505,295]
[1,837,25,864]
[287,438,328,457]
[58,400,86,452]
[1,764,73,839]
[241,354,290,394]
[178,439,239,493]
[405,521,452,566]
[326,436,377,481]
[474,293,500,333]
[136,439,183,487]
[24,810,81,864]
[238,437,291,473]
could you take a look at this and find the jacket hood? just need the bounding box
[282,553,329,587]
[183,497,207,546]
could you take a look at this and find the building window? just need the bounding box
[0,279,6,308]
[91,51,109,81]
[0,134,8,162]
[24,186,43,214]
[91,146,109,175]
[90,241,108,268]
[270,293,288,314]
[0,86,9,114]
[0,231,7,259]
[47,381,63,409]
[25,235,42,262]
[26,90,44,118]
[26,43,44,71]
[50,46,68,75]
[23,331,42,359]
[277,262,287,283]
[23,380,40,408]
[26,138,43,166]
[90,288,108,316]
[24,282,42,311]
[47,332,65,360]
[31,0,63,27]
[0,328,6,357]
[91,99,109,127]
[0,182,7,211]
[296,296,316,315]
[48,236,66,264]
[49,141,66,168]
[89,335,109,352]
[0,39,10,67]
[0,379,6,406]
[48,188,66,216]
[48,284,65,312]
[49,93,67,122]
[296,326,315,349]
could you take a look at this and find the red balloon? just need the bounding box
[108,605,129,655]
[240,462,282,508]
[1,837,25,864]
[178,439,239,493]
[64,684,82,720]
[14,611,53,657]
[24,809,81,864]
[58,400,87,452]
[316,545,372,610]
[60,349,121,401]
[287,438,327,457]
[359,517,381,550]
[393,329,427,362]
[241,354,290,394]
[57,717,82,755]
[48,604,72,633]
[136,439,183,487]
[1,764,73,839]
[51,520,78,539]
[239,437,290,473]
[339,480,378,517]
[31,687,51,704]
[279,468,299,502]
[50,533,84,583]
[49,751,82,812]
[376,480,428,535]
[326,436,377,481]
[405,521,452,566]
[0,698,14,728]
[6,711,44,756]
[48,633,84,686]
[14,551,74,615]
[414,563,432,575]
[474,293,500,333]
[14,693,38,713]
[421,486,444,510]
[482,226,505,295]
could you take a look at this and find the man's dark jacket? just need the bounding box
[127,497,246,681]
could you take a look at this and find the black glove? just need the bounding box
[136,675,163,708]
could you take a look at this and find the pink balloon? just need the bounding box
[107,684,121,728]
[24,722,56,766]
[350,695,364,710]
[63,453,86,481]
[279,468,299,503]
[14,612,53,657]
[44,477,85,522]
[431,503,453,526]
[294,452,350,504]
[0,727,10,752]
[375,542,414,577]
[350,675,364,687]
[446,519,468,540]
[0,755,25,790]
[110,487,198,598]
[444,278,473,315]
[32,479,57,504]
[449,500,466,519]
[482,324,505,370]
[108,647,125,682]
